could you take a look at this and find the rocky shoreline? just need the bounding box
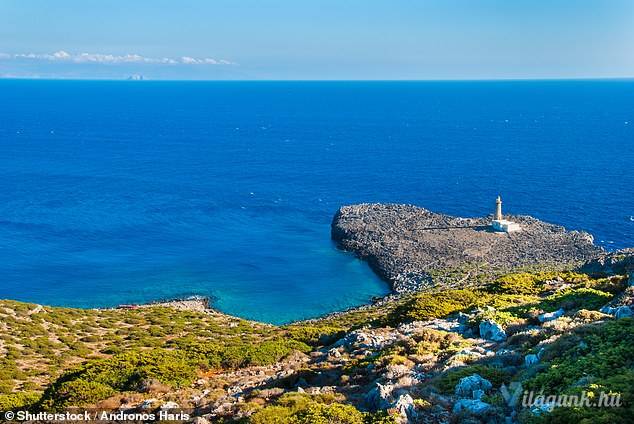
[332,203,603,293]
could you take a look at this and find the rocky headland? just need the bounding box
[332,203,603,293]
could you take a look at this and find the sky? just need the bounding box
[1,0,633,80]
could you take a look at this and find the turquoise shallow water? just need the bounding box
[0,80,632,323]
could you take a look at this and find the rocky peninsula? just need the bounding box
[332,203,602,293]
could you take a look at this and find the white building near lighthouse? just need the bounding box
[491,196,521,232]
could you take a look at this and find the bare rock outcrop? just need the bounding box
[332,203,602,293]
[579,248,634,277]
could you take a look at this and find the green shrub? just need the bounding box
[365,411,399,423]
[389,289,533,325]
[523,319,634,423]
[539,288,613,312]
[507,288,614,319]
[470,309,521,328]
[39,336,310,409]
[250,405,294,423]
[249,393,365,424]
[43,380,116,409]
[171,338,310,370]
[488,272,589,296]
[527,319,634,392]
[295,402,365,423]
[575,275,628,295]
[220,339,310,368]
[39,349,199,409]
[285,325,346,346]
[0,391,40,410]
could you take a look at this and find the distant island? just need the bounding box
[1,203,632,423]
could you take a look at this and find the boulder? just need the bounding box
[399,317,467,336]
[600,305,633,319]
[365,383,394,410]
[160,401,180,411]
[524,354,539,367]
[455,374,493,399]
[394,394,417,421]
[538,308,565,323]
[140,399,158,409]
[615,306,633,319]
[479,320,507,341]
[537,308,565,322]
[453,399,492,416]
[334,329,393,350]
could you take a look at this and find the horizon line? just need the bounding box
[1,76,634,83]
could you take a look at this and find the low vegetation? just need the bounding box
[0,300,308,410]
[249,393,396,424]
[0,267,631,422]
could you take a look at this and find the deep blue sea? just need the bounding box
[1,80,633,323]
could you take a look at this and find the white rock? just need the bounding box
[160,401,180,410]
[525,354,540,366]
[191,389,210,403]
[615,306,633,319]
[384,364,411,380]
[394,394,417,420]
[365,383,394,410]
[334,329,393,350]
[455,374,493,399]
[453,399,492,416]
[600,305,633,319]
[140,399,158,409]
[479,320,507,341]
[28,304,44,315]
[398,317,467,336]
[538,308,565,323]
[600,305,616,315]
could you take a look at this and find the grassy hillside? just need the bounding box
[0,269,632,423]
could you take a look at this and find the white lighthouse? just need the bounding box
[491,196,521,232]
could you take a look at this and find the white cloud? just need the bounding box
[180,56,198,64]
[53,50,71,59]
[0,50,235,65]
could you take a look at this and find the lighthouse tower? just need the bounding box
[491,196,521,232]
[495,196,503,220]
